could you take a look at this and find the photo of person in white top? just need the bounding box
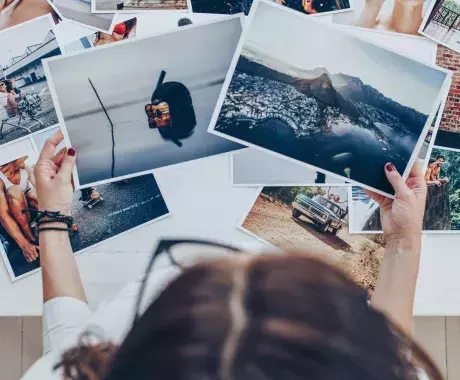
[0,153,44,263]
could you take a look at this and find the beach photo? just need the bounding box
[210,0,449,197]
[350,145,460,233]
[93,0,188,11]
[48,0,116,32]
[239,185,385,293]
[0,15,60,146]
[232,148,347,186]
[433,45,460,152]
[420,0,460,53]
[191,0,351,16]
[0,128,170,281]
[333,0,430,36]
[0,0,58,31]
[64,17,137,53]
[45,17,243,188]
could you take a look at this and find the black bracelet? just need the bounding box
[22,209,74,238]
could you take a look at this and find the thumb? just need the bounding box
[57,148,76,182]
[384,162,410,198]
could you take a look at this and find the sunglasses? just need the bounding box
[133,238,242,323]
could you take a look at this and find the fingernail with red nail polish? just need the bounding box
[385,163,395,172]
[68,148,76,156]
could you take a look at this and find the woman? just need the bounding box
[93,18,137,47]
[0,80,19,116]
[0,0,58,31]
[23,130,436,379]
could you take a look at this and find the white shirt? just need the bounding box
[22,261,181,379]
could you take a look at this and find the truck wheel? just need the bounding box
[320,222,330,233]
[331,228,339,235]
[292,209,301,218]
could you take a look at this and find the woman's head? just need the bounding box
[0,81,7,93]
[56,254,442,380]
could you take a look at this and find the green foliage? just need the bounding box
[262,186,327,205]
[431,148,460,229]
[444,0,460,13]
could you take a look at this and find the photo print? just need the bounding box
[0,0,58,32]
[0,127,170,281]
[44,16,244,188]
[333,0,431,36]
[191,0,351,16]
[47,0,116,32]
[0,15,60,146]
[210,0,450,197]
[239,185,385,293]
[232,148,348,186]
[349,145,460,233]
[433,45,460,151]
[420,0,460,53]
[93,0,188,12]
[64,17,137,53]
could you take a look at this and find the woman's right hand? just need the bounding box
[34,131,76,216]
[365,161,427,251]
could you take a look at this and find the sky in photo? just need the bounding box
[246,1,447,115]
[0,16,53,68]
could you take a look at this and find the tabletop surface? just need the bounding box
[0,13,456,317]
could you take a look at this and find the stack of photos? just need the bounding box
[0,127,170,281]
[209,0,450,198]
[0,15,60,146]
[420,0,460,53]
[48,0,116,32]
[333,0,431,36]
[92,0,189,11]
[239,185,385,293]
[64,17,137,52]
[44,16,244,188]
[0,0,58,32]
[191,0,352,16]
[232,148,347,186]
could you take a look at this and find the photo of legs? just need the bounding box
[0,0,58,31]
[333,0,430,36]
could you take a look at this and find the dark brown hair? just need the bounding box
[55,254,443,380]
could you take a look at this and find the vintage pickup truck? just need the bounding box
[292,193,344,235]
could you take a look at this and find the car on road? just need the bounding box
[292,193,344,235]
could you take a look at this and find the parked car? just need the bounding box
[292,193,344,235]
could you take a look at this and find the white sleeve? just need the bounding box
[42,297,92,355]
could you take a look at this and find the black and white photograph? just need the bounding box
[333,0,431,37]
[48,0,116,32]
[92,0,189,12]
[191,0,351,16]
[232,148,348,186]
[419,0,460,53]
[0,15,60,146]
[210,0,450,197]
[0,127,170,281]
[44,16,243,188]
[239,185,385,292]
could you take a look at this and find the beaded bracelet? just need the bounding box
[22,209,74,238]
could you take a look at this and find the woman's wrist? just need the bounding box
[384,232,421,258]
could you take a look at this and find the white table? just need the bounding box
[1,14,457,317]
[1,153,459,316]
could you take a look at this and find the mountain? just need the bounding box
[235,51,427,134]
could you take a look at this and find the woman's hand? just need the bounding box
[365,161,427,249]
[34,130,76,216]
